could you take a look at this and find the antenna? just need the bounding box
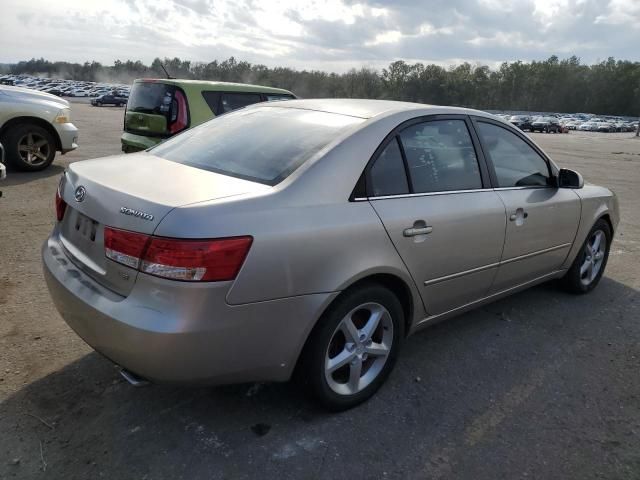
[159,63,174,79]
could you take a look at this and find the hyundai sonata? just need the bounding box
[43,99,619,410]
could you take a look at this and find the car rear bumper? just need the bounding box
[42,232,337,385]
[54,122,79,153]
[120,132,162,153]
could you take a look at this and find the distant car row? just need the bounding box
[0,74,130,99]
[497,113,638,133]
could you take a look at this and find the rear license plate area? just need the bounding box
[73,211,99,243]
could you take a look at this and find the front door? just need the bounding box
[473,120,581,292]
[366,117,506,316]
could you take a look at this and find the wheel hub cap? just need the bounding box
[18,133,49,166]
[324,302,394,396]
[579,229,606,286]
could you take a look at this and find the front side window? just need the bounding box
[398,120,482,193]
[476,122,551,187]
[220,93,262,113]
[369,138,409,197]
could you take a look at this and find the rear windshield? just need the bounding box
[150,106,363,185]
[128,82,174,115]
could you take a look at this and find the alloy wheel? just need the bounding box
[580,229,606,286]
[17,132,50,166]
[324,302,393,396]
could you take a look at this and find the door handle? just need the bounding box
[403,226,433,237]
[509,209,529,222]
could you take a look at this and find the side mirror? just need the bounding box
[558,168,583,189]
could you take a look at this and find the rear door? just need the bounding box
[368,116,506,316]
[473,119,580,293]
[125,81,188,137]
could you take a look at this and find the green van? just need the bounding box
[121,79,296,153]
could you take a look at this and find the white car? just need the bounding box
[0,85,79,171]
[578,122,597,131]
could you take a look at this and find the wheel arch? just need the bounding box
[0,116,62,151]
[598,213,614,235]
[291,271,417,381]
[562,199,617,271]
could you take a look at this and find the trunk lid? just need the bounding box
[58,152,268,296]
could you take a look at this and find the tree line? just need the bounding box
[6,56,640,116]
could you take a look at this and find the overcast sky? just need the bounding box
[1,0,638,72]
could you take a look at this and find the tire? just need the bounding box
[561,219,612,294]
[297,283,405,411]
[1,123,56,171]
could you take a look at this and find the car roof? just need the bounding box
[257,98,498,120]
[133,78,293,95]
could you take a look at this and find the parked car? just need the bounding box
[578,122,598,131]
[70,89,90,97]
[121,79,296,153]
[91,92,127,107]
[44,100,619,410]
[508,115,532,131]
[0,85,78,171]
[530,116,561,133]
[596,122,615,133]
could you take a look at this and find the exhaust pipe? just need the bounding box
[119,368,150,387]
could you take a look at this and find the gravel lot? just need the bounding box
[1,103,639,479]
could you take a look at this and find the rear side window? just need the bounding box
[220,93,262,113]
[202,91,221,115]
[369,138,409,196]
[476,122,551,187]
[151,106,363,185]
[398,120,482,193]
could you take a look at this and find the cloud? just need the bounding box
[0,0,637,72]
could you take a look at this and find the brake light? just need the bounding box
[104,227,252,282]
[55,177,67,221]
[141,236,253,281]
[104,227,149,269]
[169,89,188,134]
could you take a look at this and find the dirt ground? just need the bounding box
[1,103,639,479]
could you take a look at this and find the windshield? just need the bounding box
[150,106,364,185]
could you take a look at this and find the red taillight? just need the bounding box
[168,89,188,134]
[55,179,67,221]
[104,227,150,269]
[104,227,252,282]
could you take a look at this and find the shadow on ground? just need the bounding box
[2,278,639,480]
[1,164,64,187]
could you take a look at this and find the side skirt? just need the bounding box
[409,269,567,334]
